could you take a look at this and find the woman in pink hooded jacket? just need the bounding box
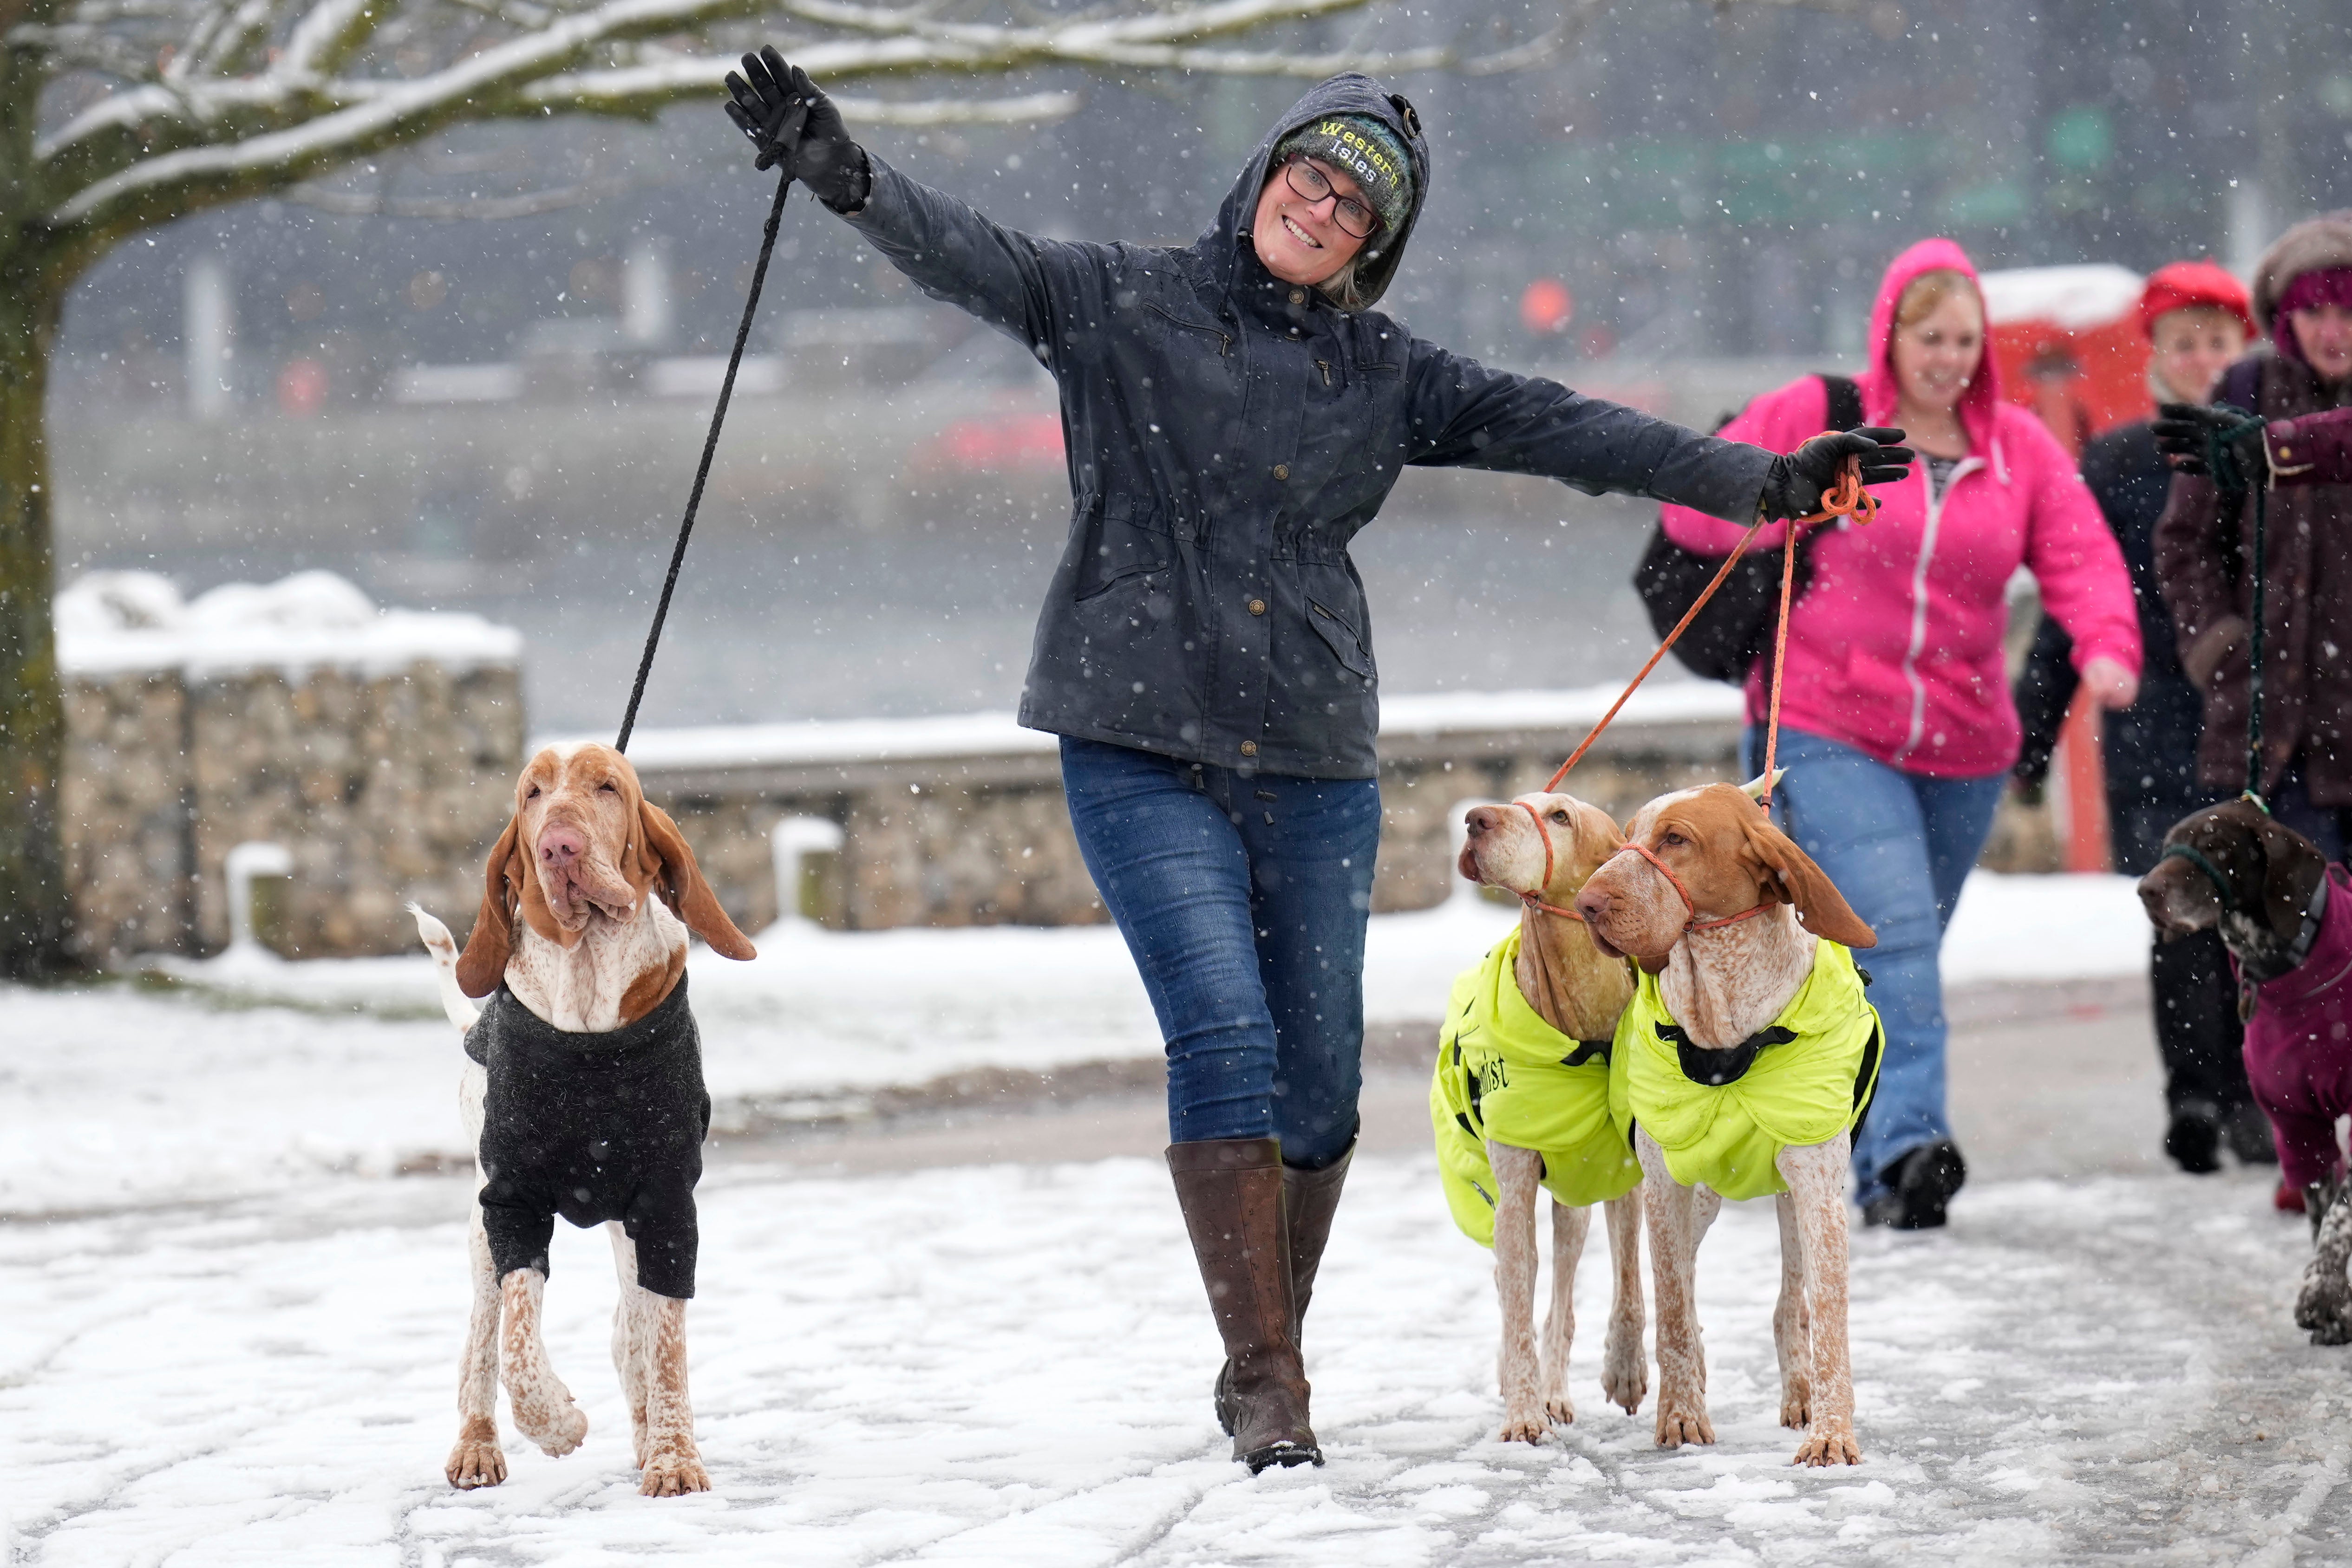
[1660,238,2143,1228]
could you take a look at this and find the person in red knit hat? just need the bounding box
[2016,260,2278,1178]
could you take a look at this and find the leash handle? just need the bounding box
[616,168,795,754]
[1543,445,1874,796]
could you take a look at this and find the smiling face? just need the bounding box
[2149,306,2248,404]
[2290,302,2352,384]
[1251,156,1371,288]
[1890,286,1985,421]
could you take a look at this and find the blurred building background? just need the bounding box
[42,0,2352,736]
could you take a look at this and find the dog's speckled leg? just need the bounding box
[609,1224,653,1465]
[2297,1181,2352,1346]
[1638,1132,1715,1448]
[500,1269,588,1457]
[1600,1189,1647,1415]
[1541,1195,1592,1426]
[444,1197,508,1488]
[1773,1191,1813,1430]
[636,1293,709,1495]
[1779,1137,1860,1466]
[1490,1142,1550,1443]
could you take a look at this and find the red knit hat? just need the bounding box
[2137,260,2255,338]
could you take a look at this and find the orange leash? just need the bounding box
[1541,445,1879,799]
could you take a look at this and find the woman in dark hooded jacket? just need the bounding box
[723,53,1910,1470]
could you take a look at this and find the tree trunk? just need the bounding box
[0,257,72,977]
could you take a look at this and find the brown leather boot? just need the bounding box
[1214,1141,1354,1437]
[1168,1138,1321,1471]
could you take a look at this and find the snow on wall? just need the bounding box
[1979,264,2147,330]
[56,568,522,681]
[564,681,1747,772]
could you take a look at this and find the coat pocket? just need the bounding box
[1074,499,1176,601]
[1308,596,1376,678]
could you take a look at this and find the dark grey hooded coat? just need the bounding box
[848,74,1774,777]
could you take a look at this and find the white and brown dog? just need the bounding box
[1575,779,1880,1467]
[1444,791,1646,1443]
[412,741,756,1496]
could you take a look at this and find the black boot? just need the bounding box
[1215,1141,1353,1437]
[2222,1102,2278,1166]
[1861,1140,1967,1229]
[1168,1139,1320,1471]
[2165,1100,2223,1174]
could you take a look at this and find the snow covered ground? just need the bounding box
[7,869,2349,1562]
[4,1156,2345,1565]
[2,873,2148,1216]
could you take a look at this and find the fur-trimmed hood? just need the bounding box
[2253,210,2352,329]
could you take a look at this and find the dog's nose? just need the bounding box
[538,825,584,866]
[1575,885,1610,923]
[1464,806,1501,837]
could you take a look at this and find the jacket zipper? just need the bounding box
[1316,359,1332,387]
[1144,302,1230,357]
[1891,455,1985,765]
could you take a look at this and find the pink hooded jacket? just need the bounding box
[1660,239,2142,778]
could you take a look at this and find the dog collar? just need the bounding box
[1513,798,1587,921]
[2160,841,2240,914]
[1613,841,1776,932]
[2239,868,2332,987]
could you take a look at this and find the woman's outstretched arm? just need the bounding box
[1403,341,1775,521]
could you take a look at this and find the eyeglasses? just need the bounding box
[1281,156,1382,240]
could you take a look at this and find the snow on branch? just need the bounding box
[30,0,1626,235]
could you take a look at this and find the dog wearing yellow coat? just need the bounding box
[1435,791,1647,1442]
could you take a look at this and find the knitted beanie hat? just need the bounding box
[1274,114,1415,237]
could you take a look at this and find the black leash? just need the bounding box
[2204,404,2273,807]
[615,168,794,754]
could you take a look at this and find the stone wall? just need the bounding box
[62,662,524,962]
[630,694,1754,935]
[57,570,525,963]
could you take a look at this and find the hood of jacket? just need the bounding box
[1202,72,1431,312]
[1858,237,2005,454]
[2254,209,2352,332]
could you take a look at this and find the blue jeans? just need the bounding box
[1059,737,1380,1170]
[1747,727,2006,1204]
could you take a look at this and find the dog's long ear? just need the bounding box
[455,815,523,997]
[1739,811,1877,949]
[2256,813,2331,938]
[636,800,758,960]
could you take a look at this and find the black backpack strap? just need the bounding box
[1820,374,1863,432]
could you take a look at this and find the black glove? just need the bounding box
[1757,427,1913,521]
[2155,402,2268,487]
[724,46,870,212]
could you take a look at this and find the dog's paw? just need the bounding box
[1543,1395,1576,1426]
[1601,1350,1647,1415]
[1497,1400,1551,1444]
[639,1448,711,1497]
[1653,1402,1715,1448]
[2294,1282,2352,1343]
[1792,1423,1861,1467]
[512,1393,588,1457]
[444,1434,508,1489]
[1779,1376,1812,1430]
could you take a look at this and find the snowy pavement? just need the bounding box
[4,1155,2346,1565]
[1,872,2147,1217]
[16,868,2348,1563]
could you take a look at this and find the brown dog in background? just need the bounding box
[413,741,756,1495]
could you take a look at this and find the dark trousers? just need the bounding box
[1059,736,1379,1171]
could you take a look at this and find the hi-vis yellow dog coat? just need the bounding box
[1431,928,1643,1247]
[1608,939,1882,1202]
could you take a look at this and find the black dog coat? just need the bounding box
[467,974,711,1299]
